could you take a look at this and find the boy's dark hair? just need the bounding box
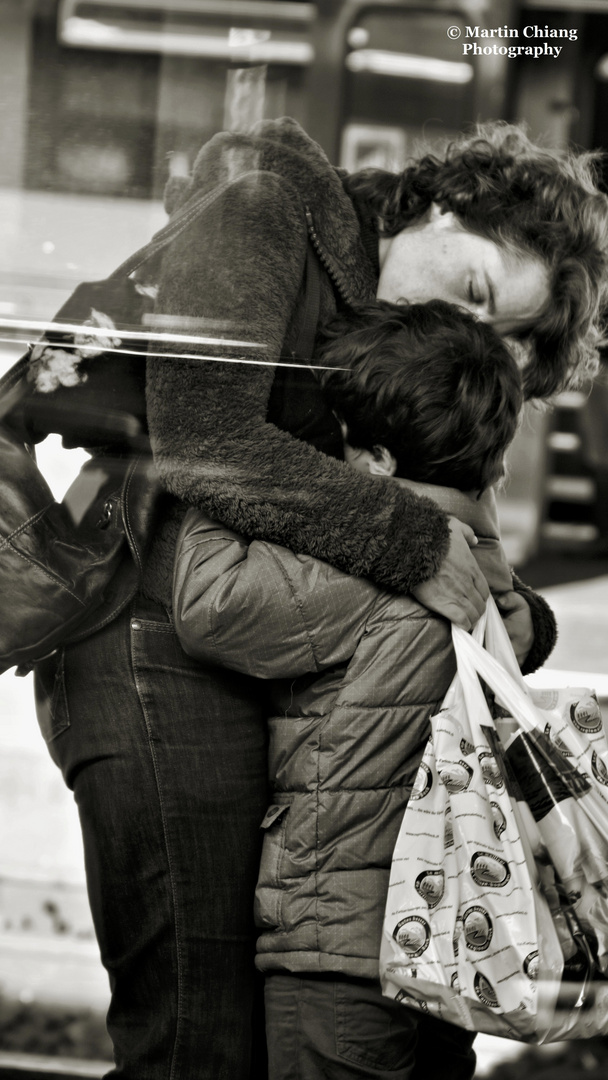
[343,123,608,399]
[317,299,522,493]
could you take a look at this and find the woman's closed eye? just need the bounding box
[467,273,497,320]
[467,278,485,307]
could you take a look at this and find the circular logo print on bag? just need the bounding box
[438,759,473,794]
[479,752,504,790]
[523,951,539,981]
[460,737,475,757]
[415,869,445,909]
[451,971,461,991]
[444,806,454,849]
[592,751,608,786]
[474,973,500,1009]
[463,906,493,951]
[490,801,506,841]
[393,916,431,958]
[410,762,432,800]
[470,851,510,888]
[544,722,572,758]
[570,697,603,735]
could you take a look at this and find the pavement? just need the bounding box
[526,560,608,692]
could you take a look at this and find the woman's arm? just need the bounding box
[394,480,557,671]
[173,510,381,678]
[146,164,452,597]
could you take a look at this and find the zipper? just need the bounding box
[304,207,358,308]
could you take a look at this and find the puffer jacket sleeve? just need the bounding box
[146,158,450,597]
[173,509,380,678]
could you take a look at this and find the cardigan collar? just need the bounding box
[165,118,379,307]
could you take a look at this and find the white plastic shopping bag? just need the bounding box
[380,597,608,1043]
[463,600,608,984]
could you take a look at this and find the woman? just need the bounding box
[34,118,608,1079]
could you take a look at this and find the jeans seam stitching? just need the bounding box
[130,629,185,1080]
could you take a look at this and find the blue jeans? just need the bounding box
[264,973,477,1080]
[34,597,270,1080]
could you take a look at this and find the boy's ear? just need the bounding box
[369,446,397,476]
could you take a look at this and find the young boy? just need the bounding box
[172,299,523,1079]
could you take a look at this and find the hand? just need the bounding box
[411,517,489,630]
[494,590,534,666]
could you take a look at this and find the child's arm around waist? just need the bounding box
[173,508,381,678]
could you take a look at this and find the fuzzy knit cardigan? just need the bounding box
[144,117,555,673]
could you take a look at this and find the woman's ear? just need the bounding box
[369,446,397,476]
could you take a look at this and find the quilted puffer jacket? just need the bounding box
[173,487,518,979]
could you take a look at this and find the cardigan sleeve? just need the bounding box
[146,167,450,597]
[392,480,556,671]
[147,145,555,668]
[172,510,381,678]
[511,574,557,675]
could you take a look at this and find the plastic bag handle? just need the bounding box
[453,619,541,736]
[471,601,488,646]
[451,596,529,728]
[482,594,529,688]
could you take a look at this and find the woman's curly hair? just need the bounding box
[343,123,608,400]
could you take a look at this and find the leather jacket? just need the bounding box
[63,451,164,644]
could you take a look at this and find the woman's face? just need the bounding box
[377,204,550,337]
